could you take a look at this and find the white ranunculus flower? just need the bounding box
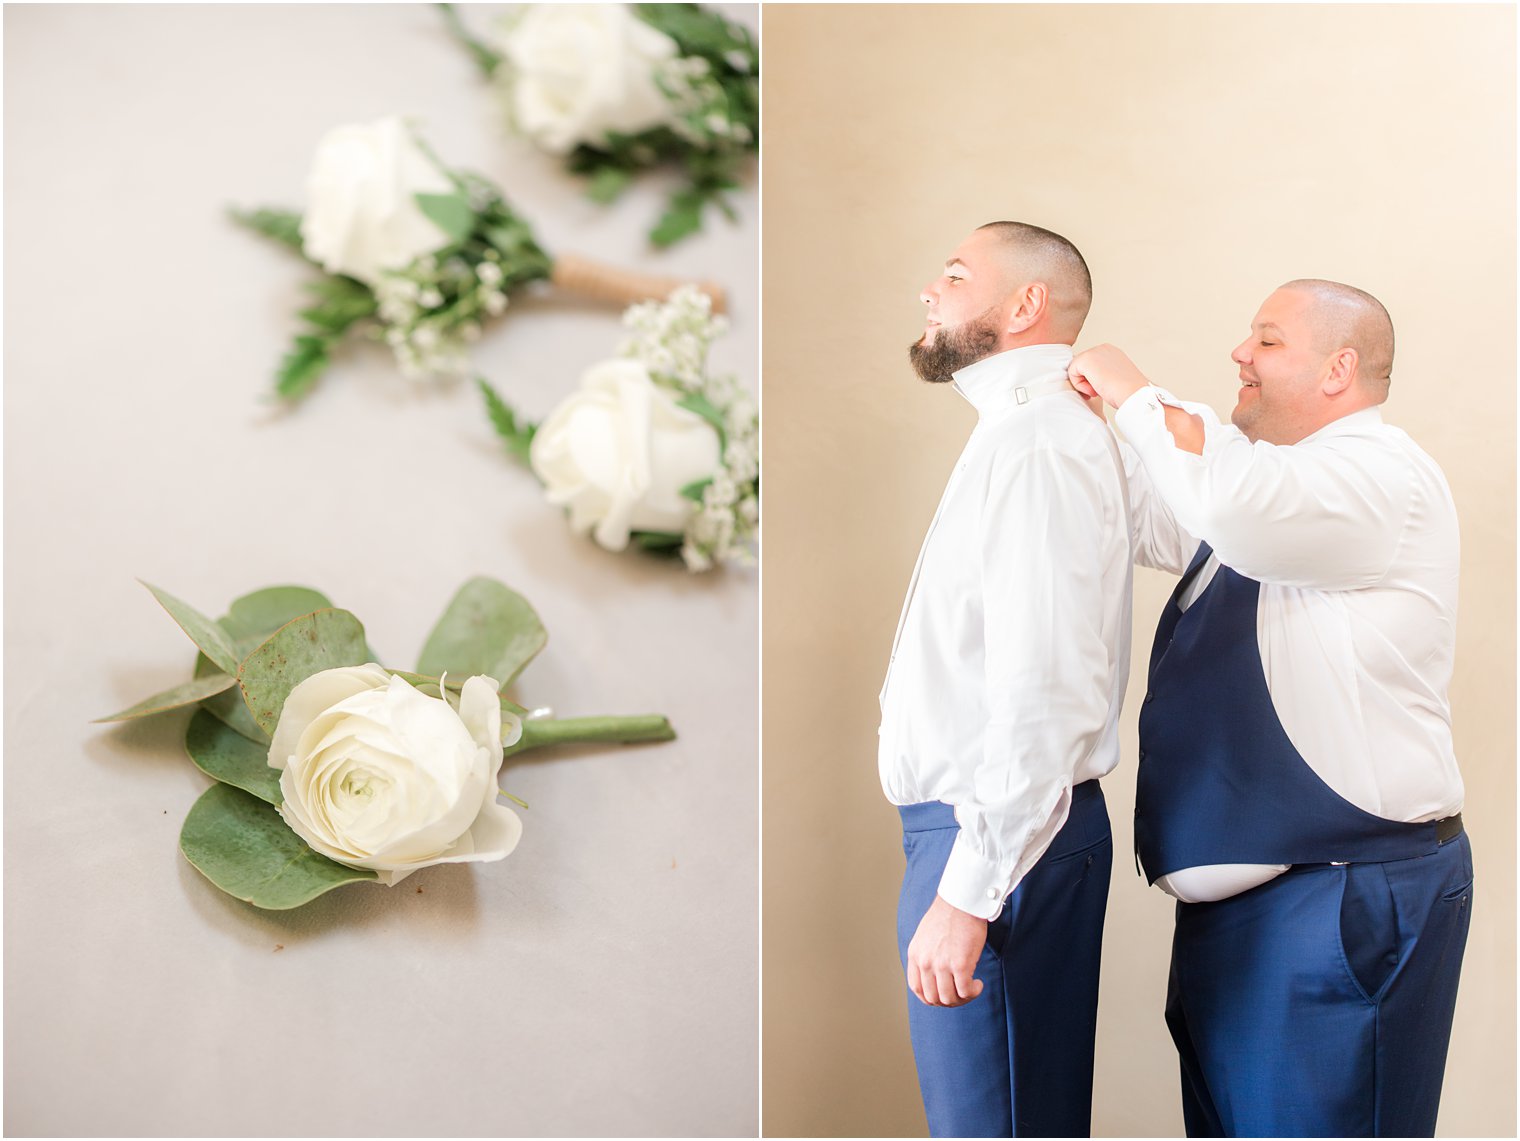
[268,664,523,886]
[530,358,723,552]
[300,117,456,285]
[496,4,682,154]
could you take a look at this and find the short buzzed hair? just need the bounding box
[1281,278,1395,392]
[977,221,1094,338]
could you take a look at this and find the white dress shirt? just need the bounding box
[1116,387,1464,902]
[878,345,1134,920]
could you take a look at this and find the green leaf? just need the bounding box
[223,586,335,643]
[229,205,305,252]
[676,392,728,448]
[194,587,339,744]
[586,166,634,204]
[438,2,503,77]
[415,192,475,244]
[679,478,712,503]
[179,783,375,910]
[142,582,241,675]
[238,609,370,734]
[185,709,282,805]
[94,672,238,723]
[276,333,333,400]
[633,530,686,552]
[477,378,537,466]
[417,578,547,688]
[650,193,706,248]
[298,277,378,333]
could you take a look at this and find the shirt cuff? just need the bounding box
[1113,383,1175,441]
[937,833,1008,920]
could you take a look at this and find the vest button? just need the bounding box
[1138,750,1146,762]
[1144,691,1154,703]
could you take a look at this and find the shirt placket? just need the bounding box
[880,428,980,700]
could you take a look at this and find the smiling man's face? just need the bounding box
[1229,287,1338,444]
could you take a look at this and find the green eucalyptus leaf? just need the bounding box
[679,478,712,503]
[199,687,270,746]
[94,672,237,723]
[415,192,475,244]
[224,586,334,643]
[185,709,281,805]
[193,587,340,744]
[180,783,375,909]
[238,608,370,734]
[417,578,546,688]
[142,582,240,675]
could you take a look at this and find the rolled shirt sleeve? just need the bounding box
[1113,386,1408,590]
[937,440,1117,918]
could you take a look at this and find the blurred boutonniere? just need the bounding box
[97,580,674,910]
[233,115,723,399]
[480,285,757,573]
[442,3,758,247]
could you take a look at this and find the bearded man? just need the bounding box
[1069,280,1469,1137]
[878,221,1133,1137]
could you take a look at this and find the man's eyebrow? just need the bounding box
[944,259,969,272]
[1256,321,1285,334]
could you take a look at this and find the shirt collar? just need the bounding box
[950,344,1077,419]
[1299,405,1386,445]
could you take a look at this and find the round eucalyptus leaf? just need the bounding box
[179,783,375,910]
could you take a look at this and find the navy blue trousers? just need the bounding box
[897,782,1112,1138]
[1167,832,1473,1137]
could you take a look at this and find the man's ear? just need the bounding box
[1321,347,1359,397]
[1005,282,1048,336]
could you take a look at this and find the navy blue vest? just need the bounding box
[1134,543,1441,883]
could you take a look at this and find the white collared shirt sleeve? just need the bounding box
[1113,386,1408,589]
[936,440,1116,918]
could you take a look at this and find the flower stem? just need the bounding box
[508,714,675,755]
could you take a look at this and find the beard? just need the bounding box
[907,306,1002,383]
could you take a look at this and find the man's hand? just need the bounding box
[906,894,988,1007]
[1068,344,1150,409]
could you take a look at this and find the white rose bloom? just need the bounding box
[531,358,722,552]
[496,5,682,154]
[268,664,523,886]
[300,117,456,285]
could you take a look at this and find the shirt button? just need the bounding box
[986,888,999,900]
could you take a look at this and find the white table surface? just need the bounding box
[3,5,758,1136]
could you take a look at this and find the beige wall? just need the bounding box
[761,5,1515,1137]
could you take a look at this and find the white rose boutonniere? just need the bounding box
[442,3,759,247]
[497,4,681,155]
[530,358,723,553]
[299,117,458,286]
[271,665,522,885]
[96,579,676,911]
[232,117,723,399]
[481,285,758,572]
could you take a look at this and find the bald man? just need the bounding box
[879,222,1132,1136]
[1070,281,1469,1137]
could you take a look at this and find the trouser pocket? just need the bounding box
[1338,862,1401,1003]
